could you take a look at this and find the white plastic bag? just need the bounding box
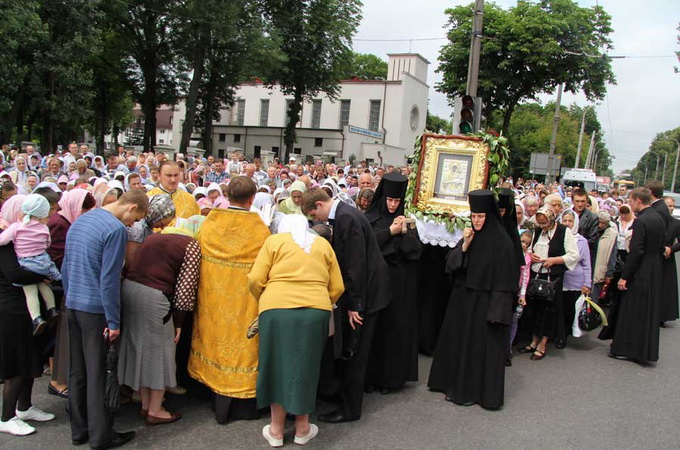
[572,294,587,337]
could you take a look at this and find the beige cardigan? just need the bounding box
[593,225,618,283]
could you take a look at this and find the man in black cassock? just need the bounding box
[646,181,679,325]
[609,187,665,364]
[365,173,422,393]
[302,188,390,423]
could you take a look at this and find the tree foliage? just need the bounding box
[426,112,453,135]
[488,102,612,178]
[342,52,388,80]
[263,0,362,155]
[437,0,616,135]
[630,127,680,191]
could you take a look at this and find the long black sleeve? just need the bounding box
[622,220,644,281]
[0,244,46,286]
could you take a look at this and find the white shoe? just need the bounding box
[262,425,284,448]
[16,406,55,422]
[294,424,319,445]
[166,385,187,395]
[0,417,36,436]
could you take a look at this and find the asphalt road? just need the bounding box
[2,321,680,450]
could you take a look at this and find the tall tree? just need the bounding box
[437,0,616,135]
[343,52,388,80]
[263,0,362,156]
[109,0,187,151]
[630,127,680,191]
[426,111,453,134]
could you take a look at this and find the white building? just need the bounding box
[172,53,429,166]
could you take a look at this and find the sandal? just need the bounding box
[530,349,547,361]
[518,345,536,354]
[48,384,68,399]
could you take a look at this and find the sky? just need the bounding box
[353,0,680,174]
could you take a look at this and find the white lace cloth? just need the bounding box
[410,213,464,248]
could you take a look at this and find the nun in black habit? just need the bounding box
[428,190,520,410]
[365,173,423,392]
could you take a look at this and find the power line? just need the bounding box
[355,37,447,42]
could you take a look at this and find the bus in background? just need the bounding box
[614,179,635,196]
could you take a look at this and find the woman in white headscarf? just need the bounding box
[9,156,31,188]
[251,192,284,234]
[322,178,356,208]
[248,214,344,447]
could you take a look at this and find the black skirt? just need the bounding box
[0,312,45,381]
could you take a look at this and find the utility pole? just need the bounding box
[672,139,680,192]
[655,153,660,180]
[644,167,648,184]
[663,153,668,187]
[546,83,563,183]
[585,132,596,169]
[575,107,589,169]
[466,0,485,97]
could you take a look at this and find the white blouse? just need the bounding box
[531,226,580,273]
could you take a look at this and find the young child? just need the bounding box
[507,230,532,365]
[0,194,60,335]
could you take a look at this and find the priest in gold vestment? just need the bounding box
[147,161,200,224]
[189,176,270,423]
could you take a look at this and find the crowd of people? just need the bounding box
[0,142,677,449]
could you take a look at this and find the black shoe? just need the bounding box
[379,388,392,395]
[48,383,69,398]
[318,410,357,424]
[505,357,512,367]
[72,436,88,446]
[32,317,47,336]
[364,385,375,394]
[46,307,60,323]
[91,431,136,450]
[660,321,667,328]
[608,352,631,361]
[555,338,566,349]
[446,397,475,407]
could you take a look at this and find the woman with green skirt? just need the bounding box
[248,214,344,447]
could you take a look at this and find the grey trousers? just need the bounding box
[68,309,114,447]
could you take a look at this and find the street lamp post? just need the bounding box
[663,153,668,187]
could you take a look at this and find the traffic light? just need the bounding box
[452,95,482,135]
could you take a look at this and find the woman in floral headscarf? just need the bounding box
[521,206,580,361]
[125,194,175,267]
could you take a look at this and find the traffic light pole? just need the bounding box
[466,0,485,97]
[546,83,563,184]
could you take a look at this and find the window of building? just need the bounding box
[254,146,261,158]
[311,100,322,129]
[314,138,323,147]
[236,98,246,126]
[369,100,381,132]
[339,100,351,128]
[158,139,164,144]
[219,133,226,142]
[234,134,241,143]
[159,129,165,134]
[218,149,225,158]
[260,99,269,127]
[272,146,279,155]
[294,147,302,155]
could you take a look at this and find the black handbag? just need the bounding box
[578,297,604,331]
[527,265,556,302]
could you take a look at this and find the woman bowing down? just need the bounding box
[428,190,521,410]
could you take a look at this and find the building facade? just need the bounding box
[172,53,429,166]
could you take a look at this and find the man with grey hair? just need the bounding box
[125,156,138,174]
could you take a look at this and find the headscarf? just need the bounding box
[535,205,557,230]
[107,179,125,193]
[58,188,91,224]
[498,188,525,267]
[1,194,27,227]
[33,181,61,194]
[279,181,307,215]
[193,186,208,199]
[515,200,526,227]
[365,172,408,224]
[461,190,520,293]
[560,209,580,236]
[323,177,356,208]
[127,194,174,243]
[93,182,113,208]
[58,175,69,185]
[278,214,317,254]
[207,182,229,208]
[21,194,50,224]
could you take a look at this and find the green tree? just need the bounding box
[489,102,611,178]
[437,0,616,135]
[426,111,453,134]
[630,127,680,191]
[263,0,362,156]
[108,0,188,151]
[343,52,388,80]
